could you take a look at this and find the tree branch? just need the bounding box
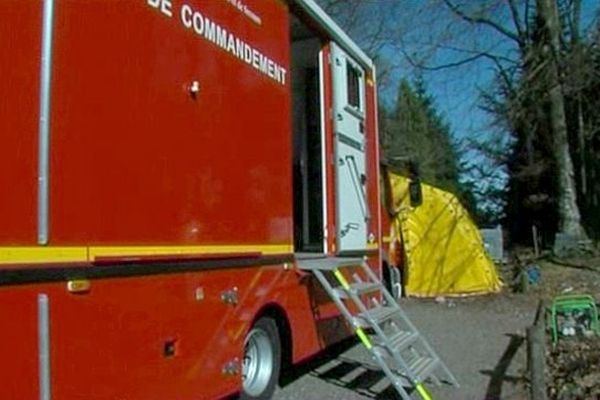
[398,42,517,77]
[435,44,520,64]
[507,0,525,40]
[443,0,524,46]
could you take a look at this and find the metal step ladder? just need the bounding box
[297,256,459,400]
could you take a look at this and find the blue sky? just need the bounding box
[375,0,599,144]
[331,0,599,217]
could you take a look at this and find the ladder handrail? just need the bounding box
[298,256,459,399]
[359,260,459,387]
[333,268,421,387]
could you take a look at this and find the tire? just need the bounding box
[240,317,281,400]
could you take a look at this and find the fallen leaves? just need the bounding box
[547,338,600,399]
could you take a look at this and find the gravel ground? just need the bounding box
[274,293,536,400]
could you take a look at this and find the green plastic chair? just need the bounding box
[550,294,599,344]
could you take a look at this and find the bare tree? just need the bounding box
[319,0,599,240]
[536,0,587,238]
[413,0,590,240]
[316,0,417,90]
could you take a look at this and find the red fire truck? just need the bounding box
[0,0,383,399]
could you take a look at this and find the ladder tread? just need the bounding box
[354,351,440,387]
[375,330,419,351]
[334,281,381,299]
[305,257,458,398]
[407,355,439,382]
[357,305,399,327]
[296,257,363,271]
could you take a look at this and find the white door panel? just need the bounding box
[331,42,369,253]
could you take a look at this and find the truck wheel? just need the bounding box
[241,317,281,400]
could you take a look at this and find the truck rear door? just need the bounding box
[331,42,369,253]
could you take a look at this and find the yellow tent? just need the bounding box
[388,173,502,297]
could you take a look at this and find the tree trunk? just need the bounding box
[577,98,586,195]
[536,0,588,238]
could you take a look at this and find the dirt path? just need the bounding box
[407,295,534,400]
[275,293,536,400]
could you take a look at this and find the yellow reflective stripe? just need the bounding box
[333,269,374,350]
[0,244,293,265]
[415,383,433,400]
[356,327,372,350]
[334,265,431,400]
[88,244,292,258]
[333,269,350,290]
[0,247,88,264]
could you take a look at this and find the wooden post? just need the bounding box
[532,225,540,257]
[528,301,547,400]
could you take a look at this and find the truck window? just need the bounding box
[346,61,361,110]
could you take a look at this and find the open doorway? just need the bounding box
[290,15,324,253]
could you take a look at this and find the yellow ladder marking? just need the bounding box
[416,383,433,400]
[333,268,434,400]
[333,269,374,350]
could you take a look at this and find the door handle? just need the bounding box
[344,155,370,221]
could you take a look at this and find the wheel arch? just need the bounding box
[250,303,293,383]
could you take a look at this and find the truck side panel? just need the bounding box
[0,3,41,244]
[50,272,239,400]
[0,2,383,399]
[0,264,336,400]
[0,288,38,399]
[11,0,291,247]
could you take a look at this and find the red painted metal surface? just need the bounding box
[0,287,39,399]
[320,44,337,255]
[49,0,291,245]
[0,265,345,399]
[380,194,393,265]
[0,1,383,399]
[0,2,41,244]
[366,79,382,279]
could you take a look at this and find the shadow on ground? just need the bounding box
[280,338,415,400]
[479,333,526,400]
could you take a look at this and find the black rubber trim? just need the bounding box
[336,249,378,258]
[0,255,294,286]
